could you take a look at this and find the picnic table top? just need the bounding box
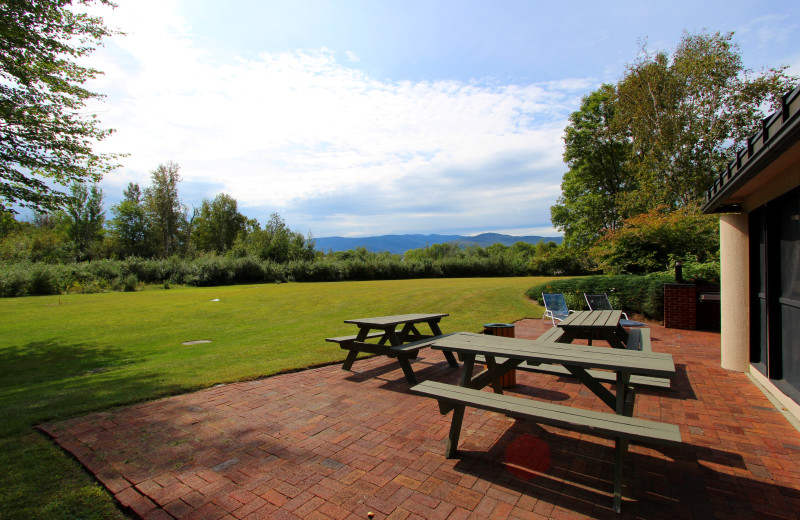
[432,331,674,378]
[344,313,449,327]
[558,310,623,329]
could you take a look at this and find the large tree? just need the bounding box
[109,182,149,258]
[232,212,316,263]
[0,0,122,213]
[191,193,250,254]
[64,180,104,260]
[615,31,795,211]
[551,84,633,247]
[551,31,796,261]
[143,162,186,258]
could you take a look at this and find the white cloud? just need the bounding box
[83,0,588,236]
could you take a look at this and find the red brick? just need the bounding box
[41,319,800,520]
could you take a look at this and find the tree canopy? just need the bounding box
[551,31,797,270]
[616,31,795,212]
[551,84,632,247]
[0,0,121,213]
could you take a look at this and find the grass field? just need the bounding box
[0,277,549,519]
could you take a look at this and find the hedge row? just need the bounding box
[0,254,547,297]
[526,273,674,321]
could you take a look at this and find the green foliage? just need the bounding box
[0,220,73,263]
[0,0,122,213]
[191,193,250,254]
[144,162,187,258]
[123,274,138,292]
[616,31,796,211]
[551,31,797,270]
[590,206,719,275]
[679,257,720,284]
[527,273,673,320]
[64,182,105,261]
[108,182,150,258]
[230,212,316,263]
[0,239,595,296]
[551,84,633,247]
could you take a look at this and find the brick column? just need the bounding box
[664,283,697,329]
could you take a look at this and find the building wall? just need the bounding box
[719,154,800,420]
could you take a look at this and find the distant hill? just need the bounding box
[314,233,562,254]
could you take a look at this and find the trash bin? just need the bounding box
[483,323,516,388]
[697,291,721,331]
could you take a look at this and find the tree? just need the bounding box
[550,31,796,268]
[551,84,633,247]
[109,182,149,258]
[590,206,719,275]
[143,162,186,257]
[232,212,316,263]
[615,31,796,211]
[0,0,122,213]
[64,181,104,260]
[191,193,249,253]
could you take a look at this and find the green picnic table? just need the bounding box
[411,331,681,513]
[326,313,458,384]
[557,310,643,349]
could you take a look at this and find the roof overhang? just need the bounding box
[702,85,800,214]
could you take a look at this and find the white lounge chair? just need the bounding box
[542,293,574,325]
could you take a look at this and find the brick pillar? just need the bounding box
[664,283,697,329]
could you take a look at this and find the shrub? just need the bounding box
[123,274,138,292]
[591,206,719,275]
[29,264,61,295]
[0,263,32,297]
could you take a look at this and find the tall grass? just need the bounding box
[0,253,580,297]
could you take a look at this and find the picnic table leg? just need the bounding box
[342,326,378,371]
[613,438,624,513]
[459,355,476,387]
[606,330,627,350]
[396,355,418,385]
[443,351,459,367]
[341,350,359,371]
[484,356,504,394]
[427,320,458,367]
[445,405,465,458]
[428,320,444,336]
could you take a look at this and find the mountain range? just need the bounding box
[313,233,562,254]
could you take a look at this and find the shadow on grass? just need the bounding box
[0,340,185,438]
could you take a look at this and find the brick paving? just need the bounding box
[39,319,800,520]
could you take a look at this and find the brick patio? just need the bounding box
[39,319,800,520]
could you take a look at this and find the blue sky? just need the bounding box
[84,0,800,238]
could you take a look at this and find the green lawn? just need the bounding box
[0,277,548,519]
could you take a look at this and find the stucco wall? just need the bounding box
[719,213,750,372]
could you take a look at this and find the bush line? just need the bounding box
[0,254,569,297]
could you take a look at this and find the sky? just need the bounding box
[80,0,800,238]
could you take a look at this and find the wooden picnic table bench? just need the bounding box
[524,327,667,389]
[412,332,681,513]
[557,310,646,349]
[326,313,459,384]
[473,327,667,389]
